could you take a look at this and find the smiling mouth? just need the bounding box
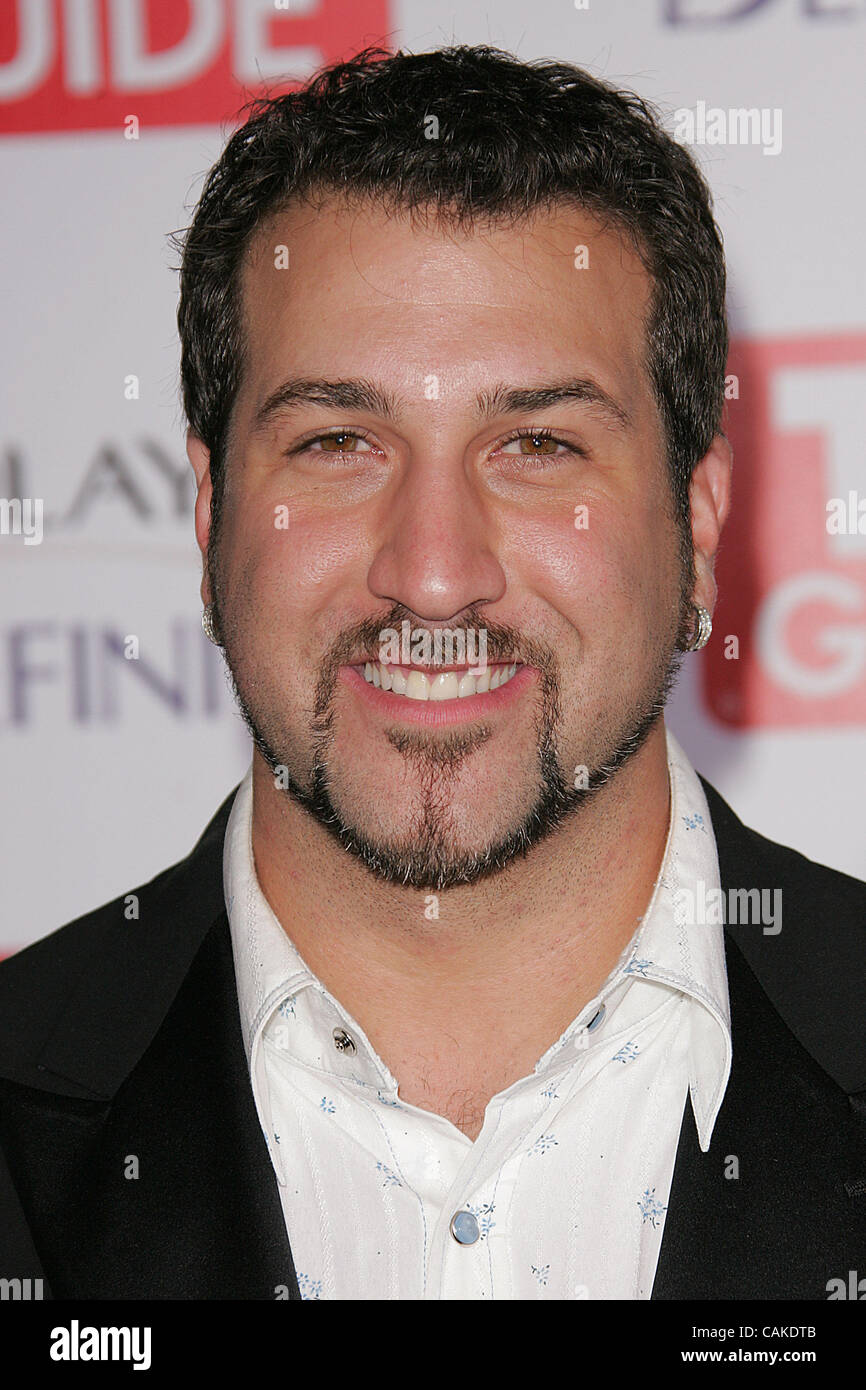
[353,660,522,702]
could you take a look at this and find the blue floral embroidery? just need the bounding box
[297,1272,323,1300]
[376,1161,402,1187]
[529,1133,558,1156]
[531,1263,550,1286]
[612,1041,639,1064]
[624,958,652,977]
[467,1202,496,1238]
[540,1082,560,1100]
[278,996,297,1019]
[320,1096,336,1114]
[683,812,708,834]
[273,1131,280,1145]
[637,1187,667,1228]
[376,1090,401,1107]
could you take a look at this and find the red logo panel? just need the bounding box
[0,0,391,133]
[706,335,866,727]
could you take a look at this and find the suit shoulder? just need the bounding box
[0,855,184,992]
[701,772,866,908]
[700,774,866,1093]
[0,786,238,1084]
[744,814,866,909]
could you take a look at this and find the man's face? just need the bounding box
[201,195,690,888]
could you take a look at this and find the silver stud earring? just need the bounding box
[687,604,712,652]
[201,603,221,646]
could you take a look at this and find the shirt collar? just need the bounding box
[223,764,309,1064]
[224,724,731,1164]
[628,726,732,1150]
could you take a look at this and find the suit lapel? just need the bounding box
[1,788,300,1300]
[43,911,300,1299]
[652,779,866,1298]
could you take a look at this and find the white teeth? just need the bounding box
[405,670,429,701]
[361,661,519,701]
[429,672,460,702]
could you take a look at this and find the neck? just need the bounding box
[250,721,672,1130]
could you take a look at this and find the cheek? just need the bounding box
[504,501,662,620]
[224,500,366,614]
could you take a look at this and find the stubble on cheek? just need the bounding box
[208,533,322,787]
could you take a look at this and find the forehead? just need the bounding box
[235,193,655,423]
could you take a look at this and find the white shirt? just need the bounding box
[224,725,731,1300]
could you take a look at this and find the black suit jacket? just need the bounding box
[1,776,864,1300]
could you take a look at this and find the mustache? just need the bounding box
[313,605,559,712]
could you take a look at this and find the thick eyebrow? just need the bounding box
[250,375,632,436]
[251,378,400,436]
[476,379,632,431]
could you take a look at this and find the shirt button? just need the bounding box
[332,1027,356,1054]
[587,1003,606,1032]
[450,1210,480,1245]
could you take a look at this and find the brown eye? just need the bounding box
[288,430,379,465]
[318,432,363,452]
[499,430,571,458]
[519,433,559,455]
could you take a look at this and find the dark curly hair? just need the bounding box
[172,43,727,566]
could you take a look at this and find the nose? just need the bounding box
[366,454,506,622]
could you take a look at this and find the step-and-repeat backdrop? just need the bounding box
[2,0,864,952]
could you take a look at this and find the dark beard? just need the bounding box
[215,597,687,892]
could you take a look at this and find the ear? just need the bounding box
[186,430,214,606]
[688,432,733,615]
